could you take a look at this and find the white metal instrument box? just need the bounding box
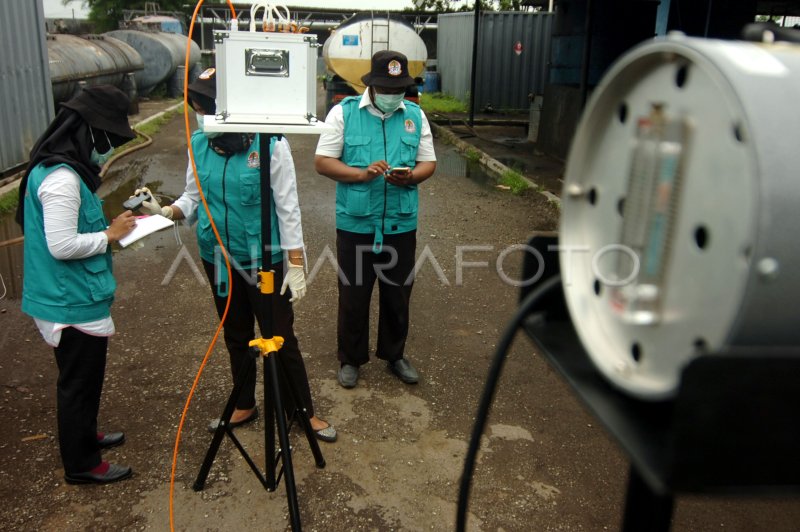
[214,30,318,125]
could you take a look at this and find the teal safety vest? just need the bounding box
[22,163,115,324]
[191,132,282,271]
[337,97,422,252]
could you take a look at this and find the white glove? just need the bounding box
[280,264,306,303]
[133,187,173,219]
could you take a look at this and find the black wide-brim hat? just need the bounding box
[360,50,415,89]
[187,67,217,113]
[60,85,136,146]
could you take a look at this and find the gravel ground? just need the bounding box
[1,99,798,531]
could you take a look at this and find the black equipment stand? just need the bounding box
[193,133,326,531]
[518,234,800,531]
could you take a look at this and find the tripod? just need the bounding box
[193,133,325,531]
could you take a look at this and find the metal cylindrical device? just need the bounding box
[560,33,800,400]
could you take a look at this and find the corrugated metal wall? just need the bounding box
[438,13,475,103]
[438,11,553,112]
[0,0,54,176]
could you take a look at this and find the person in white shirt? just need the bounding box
[17,85,137,485]
[314,50,437,389]
[136,68,336,442]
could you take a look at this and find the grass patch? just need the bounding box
[121,103,183,150]
[420,92,468,114]
[499,169,530,195]
[0,188,19,216]
[465,148,481,164]
[135,103,183,137]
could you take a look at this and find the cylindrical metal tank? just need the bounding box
[104,30,201,96]
[47,34,144,102]
[159,31,203,96]
[323,14,427,93]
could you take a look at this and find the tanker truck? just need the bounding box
[322,13,428,113]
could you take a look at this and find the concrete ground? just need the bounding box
[0,97,798,531]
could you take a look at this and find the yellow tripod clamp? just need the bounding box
[249,337,285,356]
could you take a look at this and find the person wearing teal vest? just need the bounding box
[315,50,437,389]
[16,85,137,485]
[135,68,336,442]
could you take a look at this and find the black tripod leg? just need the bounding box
[264,354,277,490]
[193,352,254,491]
[274,353,325,468]
[267,352,302,531]
[292,406,326,468]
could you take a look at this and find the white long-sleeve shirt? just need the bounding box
[315,90,437,162]
[171,135,304,252]
[34,167,115,347]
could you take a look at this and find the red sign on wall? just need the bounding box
[514,41,523,56]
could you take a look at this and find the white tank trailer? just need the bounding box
[47,34,143,103]
[322,13,427,112]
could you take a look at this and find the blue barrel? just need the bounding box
[423,71,440,93]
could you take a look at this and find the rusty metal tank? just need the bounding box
[46,34,143,102]
[323,13,427,94]
[104,29,201,96]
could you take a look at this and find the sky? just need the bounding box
[41,0,426,19]
[42,0,88,18]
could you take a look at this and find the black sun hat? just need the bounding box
[60,85,135,146]
[187,67,217,114]
[360,50,415,89]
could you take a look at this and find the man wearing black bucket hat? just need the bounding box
[17,85,137,484]
[315,50,437,389]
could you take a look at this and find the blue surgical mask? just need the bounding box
[374,93,405,114]
[90,147,113,166]
[196,113,223,138]
[89,128,113,166]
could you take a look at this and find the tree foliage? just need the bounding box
[63,0,188,32]
[409,0,528,12]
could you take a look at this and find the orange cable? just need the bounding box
[169,1,237,530]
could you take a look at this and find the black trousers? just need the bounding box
[54,327,107,474]
[202,259,314,418]
[336,229,416,366]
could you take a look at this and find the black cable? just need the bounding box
[456,274,562,532]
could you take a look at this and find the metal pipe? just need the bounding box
[0,237,24,249]
[468,0,480,127]
[704,0,714,37]
[579,0,594,109]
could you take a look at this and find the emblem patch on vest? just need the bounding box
[247,151,260,169]
[404,119,416,133]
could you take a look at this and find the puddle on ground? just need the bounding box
[493,136,529,146]
[99,161,178,222]
[437,148,497,189]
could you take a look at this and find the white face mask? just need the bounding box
[196,113,222,138]
[374,93,405,114]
